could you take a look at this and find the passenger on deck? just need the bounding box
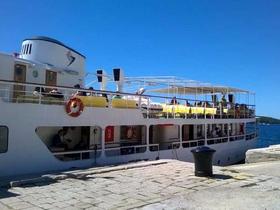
[51,129,67,149]
[33,87,46,97]
[205,101,211,107]
[87,87,95,96]
[48,88,64,99]
[170,97,179,105]
[211,128,219,138]
[195,101,202,106]
[220,95,227,107]
[73,84,87,96]
[102,93,109,103]
[112,91,122,99]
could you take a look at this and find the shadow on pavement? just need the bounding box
[0,188,19,199]
[211,174,233,180]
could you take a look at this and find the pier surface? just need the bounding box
[1,159,280,210]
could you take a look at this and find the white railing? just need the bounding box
[0,79,256,119]
[53,148,102,161]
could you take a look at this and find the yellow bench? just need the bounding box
[111,98,137,109]
[162,104,190,114]
[76,96,108,107]
[191,107,205,114]
[190,107,217,115]
[205,108,217,115]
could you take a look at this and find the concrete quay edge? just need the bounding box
[5,159,170,188]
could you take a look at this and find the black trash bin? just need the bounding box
[191,146,216,177]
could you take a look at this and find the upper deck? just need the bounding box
[0,76,255,120]
[0,36,255,121]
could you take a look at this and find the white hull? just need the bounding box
[0,36,258,178]
[0,101,257,178]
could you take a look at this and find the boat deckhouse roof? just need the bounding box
[23,36,86,58]
[120,76,250,95]
[148,86,249,95]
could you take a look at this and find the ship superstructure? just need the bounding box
[0,37,257,177]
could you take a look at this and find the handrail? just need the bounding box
[53,148,102,155]
[0,80,256,119]
[0,79,256,106]
[104,144,146,151]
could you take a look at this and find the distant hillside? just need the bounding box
[257,116,280,124]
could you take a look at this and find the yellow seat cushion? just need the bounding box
[112,98,137,108]
[205,108,217,115]
[161,104,190,114]
[76,96,108,107]
[191,107,205,114]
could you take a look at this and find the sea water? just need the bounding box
[257,124,280,148]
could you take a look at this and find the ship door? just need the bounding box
[13,64,26,100]
[45,70,57,91]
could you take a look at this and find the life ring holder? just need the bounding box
[65,97,84,117]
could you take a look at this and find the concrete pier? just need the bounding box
[1,159,280,209]
[246,144,280,163]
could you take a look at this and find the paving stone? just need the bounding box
[1,160,280,209]
[0,202,10,210]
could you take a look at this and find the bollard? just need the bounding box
[191,146,216,177]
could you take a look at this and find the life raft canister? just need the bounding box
[65,97,84,117]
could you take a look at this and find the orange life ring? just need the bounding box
[65,97,84,117]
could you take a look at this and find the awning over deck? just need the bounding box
[148,86,249,95]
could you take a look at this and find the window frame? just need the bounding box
[0,126,8,153]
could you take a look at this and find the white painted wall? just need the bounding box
[20,40,85,74]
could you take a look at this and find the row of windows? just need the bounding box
[0,126,8,153]
[21,44,32,55]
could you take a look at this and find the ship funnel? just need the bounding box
[96,69,107,91]
[113,68,124,92]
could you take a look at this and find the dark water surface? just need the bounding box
[257,124,280,148]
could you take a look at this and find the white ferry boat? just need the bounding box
[0,36,257,178]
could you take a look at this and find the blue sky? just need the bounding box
[0,0,280,118]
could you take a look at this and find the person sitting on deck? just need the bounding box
[220,95,227,107]
[87,87,95,96]
[48,88,64,99]
[73,84,87,96]
[33,87,46,97]
[51,129,67,149]
[170,97,179,105]
[101,93,109,103]
[112,91,122,99]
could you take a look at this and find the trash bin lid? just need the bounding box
[191,146,216,153]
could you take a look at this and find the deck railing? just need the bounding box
[51,131,257,161]
[0,80,255,120]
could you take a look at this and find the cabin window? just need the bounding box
[246,122,256,141]
[36,126,102,161]
[149,124,180,151]
[206,124,228,145]
[29,44,32,54]
[246,122,256,134]
[22,45,25,54]
[182,124,205,148]
[25,44,29,54]
[105,125,147,156]
[26,44,28,54]
[0,126,8,153]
